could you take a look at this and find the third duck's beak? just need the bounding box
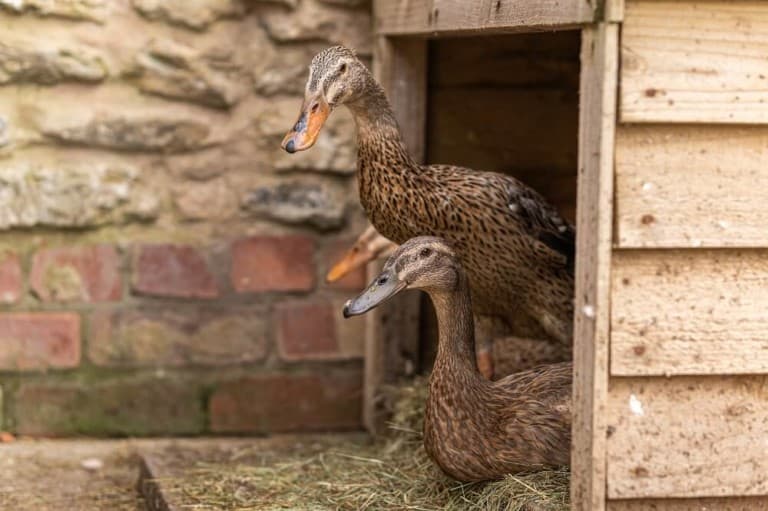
[342,269,407,318]
[326,245,376,283]
[281,94,330,153]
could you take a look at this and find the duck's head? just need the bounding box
[281,46,370,154]
[326,226,397,283]
[343,237,462,318]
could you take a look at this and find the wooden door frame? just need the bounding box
[367,3,622,510]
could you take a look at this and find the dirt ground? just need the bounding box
[0,435,368,511]
[0,439,145,511]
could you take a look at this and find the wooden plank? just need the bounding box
[611,249,768,376]
[606,376,768,499]
[621,0,768,124]
[571,22,619,511]
[608,497,768,511]
[374,0,594,36]
[364,36,426,435]
[615,125,768,248]
[605,0,625,22]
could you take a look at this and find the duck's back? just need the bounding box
[360,162,575,343]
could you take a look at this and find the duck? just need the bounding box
[343,236,572,481]
[326,225,570,380]
[282,46,575,348]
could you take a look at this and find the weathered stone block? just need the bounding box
[230,235,315,293]
[275,299,339,360]
[12,376,205,436]
[241,180,347,230]
[0,251,22,304]
[0,40,107,85]
[0,312,80,370]
[0,0,108,23]
[173,179,237,221]
[261,1,371,54]
[253,45,318,97]
[132,244,218,299]
[209,370,363,433]
[30,245,121,302]
[0,164,127,227]
[134,38,244,109]
[132,0,245,31]
[89,306,267,367]
[42,117,212,153]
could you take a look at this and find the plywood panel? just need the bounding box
[428,88,577,220]
[607,376,768,499]
[611,250,768,376]
[571,23,619,511]
[375,0,594,36]
[609,497,768,511]
[615,125,768,248]
[621,1,768,123]
[427,33,579,222]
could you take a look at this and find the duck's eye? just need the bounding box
[339,63,347,73]
[420,248,432,258]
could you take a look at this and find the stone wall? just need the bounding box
[0,0,371,436]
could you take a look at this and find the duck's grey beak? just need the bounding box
[342,269,407,318]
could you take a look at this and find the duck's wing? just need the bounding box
[505,180,575,267]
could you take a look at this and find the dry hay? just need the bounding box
[159,377,569,510]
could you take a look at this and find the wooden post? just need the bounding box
[571,22,619,511]
[363,35,427,434]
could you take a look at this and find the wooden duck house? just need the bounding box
[366,1,768,509]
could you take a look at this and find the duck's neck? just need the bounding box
[345,78,419,175]
[428,278,483,380]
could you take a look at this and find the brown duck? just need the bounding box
[282,46,575,346]
[344,236,572,481]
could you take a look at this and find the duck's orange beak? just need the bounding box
[281,95,330,153]
[326,245,376,283]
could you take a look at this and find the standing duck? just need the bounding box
[282,46,575,346]
[344,237,572,481]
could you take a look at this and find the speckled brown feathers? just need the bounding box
[299,46,575,345]
[348,237,572,481]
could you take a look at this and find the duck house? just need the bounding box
[366,1,768,509]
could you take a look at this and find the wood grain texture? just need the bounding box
[364,37,426,434]
[374,0,594,36]
[608,497,768,511]
[606,376,768,499]
[611,249,768,376]
[621,0,768,123]
[428,88,577,220]
[571,23,619,511]
[615,125,768,248]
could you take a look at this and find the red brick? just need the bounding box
[12,375,205,436]
[89,306,267,367]
[0,251,22,304]
[132,244,218,299]
[0,313,80,370]
[30,245,121,302]
[323,239,367,291]
[275,300,343,360]
[209,371,363,433]
[230,236,315,293]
